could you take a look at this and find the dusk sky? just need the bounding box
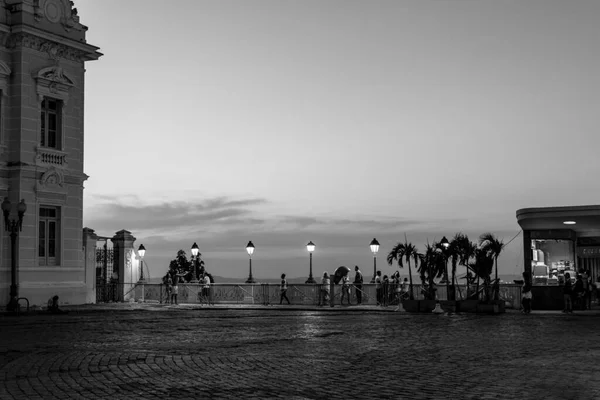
[78,0,600,281]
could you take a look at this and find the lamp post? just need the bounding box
[245,241,255,284]
[305,241,316,284]
[440,236,451,300]
[2,198,26,312]
[137,244,146,282]
[137,244,146,303]
[190,242,199,283]
[370,238,380,283]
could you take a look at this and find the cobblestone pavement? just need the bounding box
[1,307,599,399]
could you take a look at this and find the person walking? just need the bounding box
[280,273,291,305]
[340,274,351,306]
[375,271,383,306]
[319,271,331,306]
[354,266,363,305]
[563,272,573,313]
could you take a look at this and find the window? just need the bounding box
[40,98,61,149]
[39,206,60,266]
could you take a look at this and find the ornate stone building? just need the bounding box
[0,0,102,307]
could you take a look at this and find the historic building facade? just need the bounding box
[0,0,101,307]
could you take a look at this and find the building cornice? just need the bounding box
[0,24,102,62]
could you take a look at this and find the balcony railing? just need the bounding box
[36,147,68,167]
[110,283,523,309]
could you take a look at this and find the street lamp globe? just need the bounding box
[306,241,315,253]
[440,236,450,249]
[370,238,380,254]
[138,244,146,258]
[191,242,199,257]
[246,241,255,256]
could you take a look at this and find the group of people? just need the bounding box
[316,266,409,307]
[163,270,213,305]
[561,270,595,313]
[521,269,597,314]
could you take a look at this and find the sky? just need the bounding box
[77,0,600,281]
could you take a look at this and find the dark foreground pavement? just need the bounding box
[1,306,599,400]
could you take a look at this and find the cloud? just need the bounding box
[84,195,269,234]
[84,194,522,281]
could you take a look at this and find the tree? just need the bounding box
[468,247,494,302]
[387,241,419,300]
[450,233,472,300]
[167,250,192,283]
[456,237,477,298]
[418,243,445,300]
[479,233,505,301]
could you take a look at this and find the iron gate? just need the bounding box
[95,239,117,303]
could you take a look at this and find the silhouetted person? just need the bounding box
[319,271,330,306]
[563,272,573,313]
[280,273,290,305]
[354,266,363,305]
[340,274,351,305]
[375,271,383,306]
[47,295,66,314]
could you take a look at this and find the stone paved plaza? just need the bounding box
[1,306,599,399]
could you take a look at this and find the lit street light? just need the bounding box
[2,198,26,312]
[137,244,146,282]
[370,238,380,283]
[440,236,452,300]
[305,241,316,284]
[190,242,200,283]
[245,241,255,284]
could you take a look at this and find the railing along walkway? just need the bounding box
[108,282,522,309]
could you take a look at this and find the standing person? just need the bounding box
[201,273,211,306]
[164,273,173,304]
[382,275,390,307]
[171,275,180,305]
[320,271,331,306]
[582,270,590,310]
[400,278,409,299]
[574,274,585,310]
[354,266,363,305]
[521,272,532,314]
[392,272,401,305]
[340,274,351,306]
[375,271,383,306]
[585,270,592,309]
[563,272,573,313]
[280,273,291,305]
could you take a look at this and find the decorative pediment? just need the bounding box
[35,65,74,103]
[37,65,74,86]
[40,167,65,188]
[36,166,67,203]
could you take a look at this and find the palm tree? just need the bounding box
[419,243,445,300]
[458,239,477,298]
[468,247,494,302]
[479,233,505,301]
[387,241,419,300]
[451,233,473,300]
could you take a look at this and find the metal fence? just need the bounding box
[111,282,523,309]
